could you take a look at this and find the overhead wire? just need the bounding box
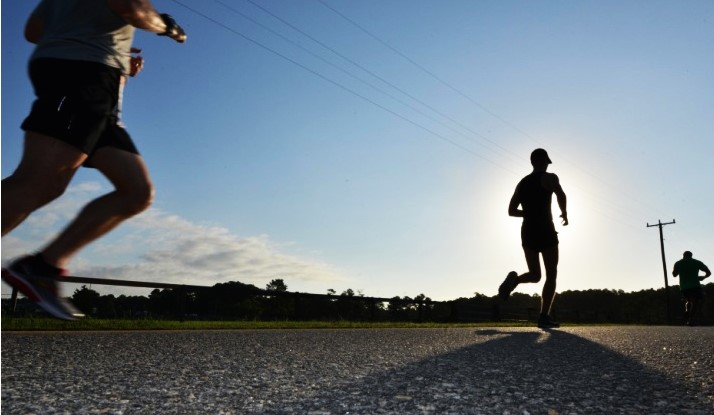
[314,0,662,226]
[169,0,518,173]
[211,0,519,163]
[177,0,640,230]
[170,0,684,233]
[242,0,522,165]
[316,0,534,142]
[280,0,658,229]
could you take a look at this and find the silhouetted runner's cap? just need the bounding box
[531,148,552,164]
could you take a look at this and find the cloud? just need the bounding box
[2,181,346,295]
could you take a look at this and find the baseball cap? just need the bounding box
[531,148,552,164]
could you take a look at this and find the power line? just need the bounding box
[170,1,669,232]
[170,0,516,172]
[316,0,535,142]
[212,0,519,163]
[243,0,522,164]
[316,0,663,223]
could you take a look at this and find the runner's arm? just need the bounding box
[550,174,568,225]
[508,185,523,218]
[107,0,166,33]
[107,0,187,42]
[24,9,45,43]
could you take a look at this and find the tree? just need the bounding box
[72,285,101,315]
[266,279,288,292]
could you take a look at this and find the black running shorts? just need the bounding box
[21,58,139,163]
[521,221,559,252]
[681,287,704,301]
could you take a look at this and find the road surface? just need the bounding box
[2,326,713,414]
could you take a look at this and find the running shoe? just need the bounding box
[2,255,84,320]
[537,315,560,329]
[498,271,519,301]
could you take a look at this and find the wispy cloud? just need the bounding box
[2,182,346,295]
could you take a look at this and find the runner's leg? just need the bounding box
[517,246,542,284]
[40,147,153,268]
[2,132,86,236]
[540,245,559,316]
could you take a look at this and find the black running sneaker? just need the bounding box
[498,271,518,301]
[2,255,84,320]
[537,315,560,329]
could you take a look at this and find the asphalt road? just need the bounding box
[2,326,713,414]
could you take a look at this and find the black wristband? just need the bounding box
[159,13,184,40]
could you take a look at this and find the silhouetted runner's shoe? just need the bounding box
[498,271,518,301]
[2,255,84,320]
[537,315,560,329]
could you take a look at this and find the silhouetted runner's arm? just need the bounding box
[701,264,712,281]
[507,183,524,218]
[546,173,568,226]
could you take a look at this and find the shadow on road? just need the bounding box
[306,328,713,413]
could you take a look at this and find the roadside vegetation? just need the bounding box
[1,318,534,331]
[3,279,713,329]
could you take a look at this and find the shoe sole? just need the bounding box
[2,268,76,320]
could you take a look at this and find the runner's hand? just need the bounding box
[560,213,569,226]
[129,48,144,77]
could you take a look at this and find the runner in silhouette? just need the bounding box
[498,148,568,328]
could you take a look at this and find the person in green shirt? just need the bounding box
[672,251,711,326]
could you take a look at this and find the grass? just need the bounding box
[1,317,534,331]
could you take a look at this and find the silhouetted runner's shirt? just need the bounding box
[29,0,135,74]
[516,171,558,250]
[673,257,708,290]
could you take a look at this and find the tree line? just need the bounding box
[4,279,713,325]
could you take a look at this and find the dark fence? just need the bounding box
[5,276,525,323]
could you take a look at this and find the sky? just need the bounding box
[2,0,713,302]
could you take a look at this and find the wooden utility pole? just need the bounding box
[647,219,676,324]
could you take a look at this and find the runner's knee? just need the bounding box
[522,271,542,283]
[118,181,154,216]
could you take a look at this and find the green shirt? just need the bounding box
[672,258,708,290]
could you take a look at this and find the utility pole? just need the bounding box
[647,219,676,324]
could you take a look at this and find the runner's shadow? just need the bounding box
[306,328,713,413]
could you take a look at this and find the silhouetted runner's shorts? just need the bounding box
[681,287,704,301]
[21,58,139,166]
[521,222,559,251]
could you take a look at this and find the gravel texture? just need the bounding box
[2,326,713,414]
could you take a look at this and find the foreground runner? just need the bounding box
[2,0,187,319]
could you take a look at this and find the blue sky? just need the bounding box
[2,0,713,301]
